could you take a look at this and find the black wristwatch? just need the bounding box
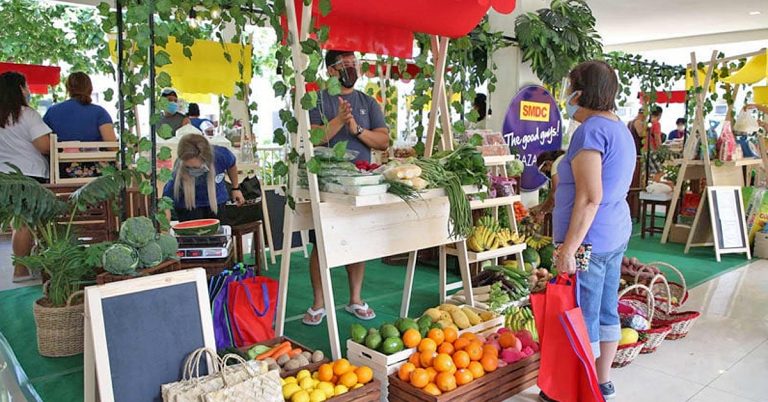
[231,187,240,192]
[354,125,364,136]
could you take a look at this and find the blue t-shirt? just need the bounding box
[667,129,685,140]
[43,99,113,141]
[553,116,636,253]
[162,146,237,210]
[190,117,213,130]
[308,90,387,162]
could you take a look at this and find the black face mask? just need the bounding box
[338,66,358,89]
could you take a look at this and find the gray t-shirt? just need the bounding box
[156,113,186,136]
[309,90,387,162]
[0,107,51,178]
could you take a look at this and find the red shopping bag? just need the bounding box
[531,274,603,402]
[227,276,279,346]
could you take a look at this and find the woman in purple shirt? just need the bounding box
[547,61,636,401]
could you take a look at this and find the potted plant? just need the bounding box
[0,167,141,357]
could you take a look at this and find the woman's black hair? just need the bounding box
[473,93,487,121]
[568,60,619,112]
[537,150,565,166]
[651,106,663,117]
[675,118,686,125]
[188,103,200,117]
[0,71,28,129]
[325,49,355,67]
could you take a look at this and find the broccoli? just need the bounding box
[103,243,139,275]
[156,233,179,260]
[138,241,164,268]
[119,217,156,248]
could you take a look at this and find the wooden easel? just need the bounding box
[275,2,476,360]
[660,50,760,262]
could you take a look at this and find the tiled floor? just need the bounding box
[1,237,767,401]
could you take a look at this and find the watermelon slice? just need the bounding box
[172,219,220,236]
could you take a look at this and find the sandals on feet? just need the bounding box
[302,307,326,326]
[345,302,376,321]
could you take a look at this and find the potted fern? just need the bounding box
[1,167,141,357]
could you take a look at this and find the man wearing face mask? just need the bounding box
[302,50,389,326]
[157,88,191,136]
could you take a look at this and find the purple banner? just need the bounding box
[502,85,562,191]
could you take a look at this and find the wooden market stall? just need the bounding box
[275,0,518,360]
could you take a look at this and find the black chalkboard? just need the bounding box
[265,189,303,251]
[101,282,209,402]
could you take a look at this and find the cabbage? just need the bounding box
[103,243,139,275]
[156,233,179,260]
[119,217,156,248]
[138,241,164,268]
[506,159,525,177]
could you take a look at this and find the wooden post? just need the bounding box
[424,36,450,157]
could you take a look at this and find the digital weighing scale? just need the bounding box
[171,225,233,260]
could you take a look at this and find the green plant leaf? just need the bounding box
[155,50,172,67]
[307,157,321,174]
[139,180,153,195]
[138,138,152,152]
[333,141,348,160]
[158,146,172,161]
[327,76,342,96]
[273,161,289,177]
[136,157,151,174]
[301,91,318,111]
[158,124,173,140]
[319,0,332,16]
[157,71,172,88]
[273,81,288,97]
[158,167,172,182]
[310,127,325,145]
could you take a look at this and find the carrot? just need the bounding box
[269,343,294,360]
[288,348,303,358]
[254,347,277,360]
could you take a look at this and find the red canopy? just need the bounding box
[0,62,61,94]
[638,90,687,104]
[286,0,516,59]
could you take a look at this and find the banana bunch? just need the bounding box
[477,216,501,233]
[505,306,538,340]
[526,233,552,249]
[496,228,514,245]
[468,226,501,252]
[509,232,527,245]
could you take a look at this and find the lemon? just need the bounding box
[619,328,639,345]
[296,369,311,380]
[284,376,297,384]
[333,384,349,396]
[309,389,327,402]
[313,378,320,387]
[291,390,310,402]
[316,381,335,398]
[312,371,319,380]
[352,383,363,390]
[299,377,315,390]
[283,383,302,400]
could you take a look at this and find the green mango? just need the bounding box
[380,324,400,339]
[364,331,382,351]
[396,318,419,334]
[380,337,405,355]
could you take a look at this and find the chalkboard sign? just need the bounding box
[84,269,216,402]
[706,186,751,261]
[265,188,303,251]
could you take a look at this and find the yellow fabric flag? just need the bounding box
[109,37,252,97]
[754,86,768,106]
[722,50,767,85]
[685,67,717,91]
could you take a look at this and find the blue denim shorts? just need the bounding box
[577,242,627,358]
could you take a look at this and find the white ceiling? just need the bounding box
[588,0,768,46]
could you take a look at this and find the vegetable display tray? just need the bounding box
[238,336,330,379]
[95,259,182,285]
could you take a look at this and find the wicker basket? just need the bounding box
[33,286,85,357]
[647,274,701,340]
[619,284,672,354]
[612,341,645,368]
[96,259,182,284]
[635,262,688,311]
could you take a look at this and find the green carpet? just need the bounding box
[0,226,753,401]
[0,254,460,402]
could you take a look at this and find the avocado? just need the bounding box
[380,337,405,355]
[396,318,419,334]
[380,324,400,339]
[364,331,382,351]
[350,323,366,344]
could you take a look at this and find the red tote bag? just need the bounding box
[531,274,603,402]
[227,276,279,347]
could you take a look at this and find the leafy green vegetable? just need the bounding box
[102,243,140,276]
[119,217,156,248]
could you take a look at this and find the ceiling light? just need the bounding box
[749,11,761,15]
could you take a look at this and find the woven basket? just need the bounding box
[635,262,689,311]
[33,285,85,357]
[96,259,182,284]
[612,341,645,368]
[619,284,672,354]
[647,274,700,340]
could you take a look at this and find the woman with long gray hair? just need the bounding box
[162,134,244,221]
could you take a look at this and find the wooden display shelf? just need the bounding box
[387,353,540,402]
[294,185,485,207]
[469,195,521,210]
[445,243,527,263]
[483,155,516,166]
[671,158,762,167]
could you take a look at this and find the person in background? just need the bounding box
[467,93,488,130]
[0,72,51,282]
[43,72,115,142]
[302,49,389,326]
[530,150,566,224]
[544,60,636,401]
[199,120,216,137]
[163,134,244,222]
[648,106,663,151]
[667,118,687,140]
[157,88,190,136]
[627,109,645,155]
[187,103,213,131]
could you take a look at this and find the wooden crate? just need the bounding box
[388,353,540,402]
[347,306,503,402]
[238,336,329,379]
[96,259,183,284]
[330,378,381,402]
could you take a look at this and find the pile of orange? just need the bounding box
[398,328,498,396]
